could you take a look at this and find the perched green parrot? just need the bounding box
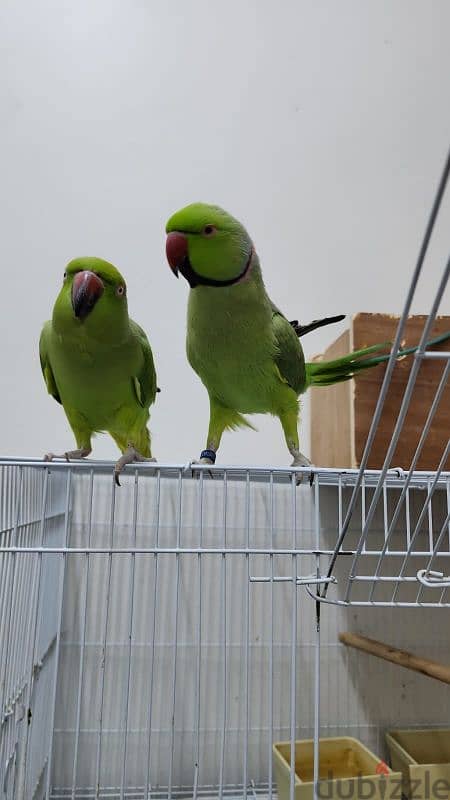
[40,257,158,484]
[165,203,450,469]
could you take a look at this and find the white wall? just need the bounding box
[1,0,449,465]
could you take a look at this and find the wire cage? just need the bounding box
[1,150,449,798]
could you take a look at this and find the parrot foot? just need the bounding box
[191,451,215,480]
[193,460,214,479]
[43,447,91,462]
[291,452,311,468]
[192,448,217,466]
[290,451,314,486]
[114,447,156,486]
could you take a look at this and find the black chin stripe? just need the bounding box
[180,248,253,289]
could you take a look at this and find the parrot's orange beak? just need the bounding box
[166,232,188,277]
[72,271,104,320]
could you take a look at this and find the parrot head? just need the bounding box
[165,203,253,288]
[52,257,129,339]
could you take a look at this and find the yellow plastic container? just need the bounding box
[386,729,450,799]
[273,736,401,800]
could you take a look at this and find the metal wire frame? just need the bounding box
[0,463,317,799]
[1,460,450,610]
[318,145,450,603]
[0,465,68,799]
[1,461,450,800]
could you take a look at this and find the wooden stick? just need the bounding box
[339,631,450,685]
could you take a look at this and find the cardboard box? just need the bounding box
[310,313,450,470]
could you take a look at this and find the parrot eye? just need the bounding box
[116,285,125,297]
[63,271,67,280]
[202,224,217,237]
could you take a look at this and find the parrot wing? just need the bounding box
[290,314,345,337]
[130,320,158,409]
[39,322,62,404]
[270,300,345,338]
[271,307,306,395]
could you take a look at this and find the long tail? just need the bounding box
[305,331,450,388]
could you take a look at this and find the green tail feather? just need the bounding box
[305,331,450,388]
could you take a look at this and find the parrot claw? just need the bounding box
[191,457,215,480]
[291,453,312,468]
[114,447,156,486]
[290,452,313,486]
[43,448,91,463]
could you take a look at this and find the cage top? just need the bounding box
[0,456,448,490]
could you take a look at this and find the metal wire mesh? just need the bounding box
[0,466,68,799]
[1,462,450,798]
[1,464,318,799]
[317,145,450,603]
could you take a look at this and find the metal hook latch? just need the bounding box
[296,575,337,587]
[416,569,450,588]
[249,574,337,587]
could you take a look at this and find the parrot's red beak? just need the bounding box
[166,232,188,277]
[72,270,104,320]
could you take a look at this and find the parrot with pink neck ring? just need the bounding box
[165,202,450,471]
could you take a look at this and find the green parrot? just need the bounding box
[40,257,158,484]
[165,202,450,469]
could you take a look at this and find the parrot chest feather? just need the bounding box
[56,332,96,365]
[47,332,146,430]
[186,284,281,413]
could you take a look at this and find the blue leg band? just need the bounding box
[200,449,216,463]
